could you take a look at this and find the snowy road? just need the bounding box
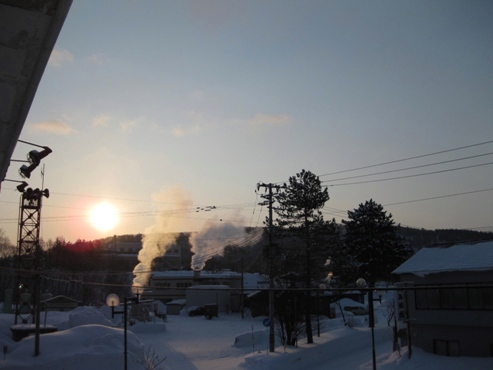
[136,314,394,370]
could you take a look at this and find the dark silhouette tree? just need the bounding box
[337,199,410,287]
[272,169,335,344]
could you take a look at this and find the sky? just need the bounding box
[1,0,493,244]
[1,296,492,369]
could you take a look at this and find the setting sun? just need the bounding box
[89,202,119,232]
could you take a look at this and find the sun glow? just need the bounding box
[89,202,119,232]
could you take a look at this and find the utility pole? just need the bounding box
[257,182,279,353]
[240,257,244,319]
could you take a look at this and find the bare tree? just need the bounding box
[137,345,166,370]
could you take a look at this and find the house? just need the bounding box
[41,295,80,312]
[142,270,242,311]
[392,240,493,357]
[142,270,267,315]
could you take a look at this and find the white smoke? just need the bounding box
[190,217,257,270]
[133,185,193,287]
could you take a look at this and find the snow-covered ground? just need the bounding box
[0,297,491,370]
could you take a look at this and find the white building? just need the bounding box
[393,240,493,357]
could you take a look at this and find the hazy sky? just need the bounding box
[1,0,493,244]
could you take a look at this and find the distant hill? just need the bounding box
[97,227,493,254]
[397,226,493,251]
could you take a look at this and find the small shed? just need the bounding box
[166,299,186,315]
[41,295,80,311]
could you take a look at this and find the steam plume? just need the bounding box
[190,217,260,270]
[133,185,193,287]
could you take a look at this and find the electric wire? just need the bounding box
[321,151,493,184]
[383,187,493,207]
[318,139,493,178]
[249,190,260,228]
[327,161,493,187]
[3,138,493,236]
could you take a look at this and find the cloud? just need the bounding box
[171,110,205,137]
[30,119,75,135]
[92,114,111,128]
[171,124,202,137]
[48,49,74,67]
[87,53,108,65]
[120,119,139,133]
[248,113,292,126]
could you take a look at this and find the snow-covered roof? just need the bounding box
[150,270,266,291]
[393,240,493,276]
[188,285,230,290]
[151,270,240,278]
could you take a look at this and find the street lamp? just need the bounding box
[18,163,38,179]
[356,278,376,370]
[106,290,141,370]
[4,179,29,192]
[27,147,52,166]
[16,140,52,179]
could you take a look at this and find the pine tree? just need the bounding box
[272,169,335,344]
[338,199,409,286]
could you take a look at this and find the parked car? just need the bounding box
[344,306,368,315]
[188,306,205,317]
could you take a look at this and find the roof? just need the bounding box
[151,270,241,279]
[0,0,72,184]
[150,270,266,291]
[188,285,230,290]
[167,299,186,306]
[393,240,493,276]
[42,295,79,303]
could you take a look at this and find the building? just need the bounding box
[105,233,192,270]
[142,270,266,314]
[392,240,493,357]
[143,270,241,305]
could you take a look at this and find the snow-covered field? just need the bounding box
[0,298,491,370]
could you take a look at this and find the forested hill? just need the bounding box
[97,227,493,252]
[397,227,493,250]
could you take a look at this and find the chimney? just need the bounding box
[193,268,201,280]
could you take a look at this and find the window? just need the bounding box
[453,288,468,309]
[468,288,483,309]
[434,339,460,356]
[441,289,455,309]
[415,286,493,311]
[483,288,493,309]
[427,289,440,309]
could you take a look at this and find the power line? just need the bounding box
[322,151,493,184]
[383,187,493,206]
[328,161,493,187]
[319,139,493,178]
